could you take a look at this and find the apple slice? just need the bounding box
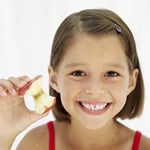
[18,75,56,114]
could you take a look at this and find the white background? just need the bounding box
[0,0,150,149]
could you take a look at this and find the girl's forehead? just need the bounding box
[60,34,128,68]
[65,34,126,59]
[68,33,124,50]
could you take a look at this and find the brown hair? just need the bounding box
[49,9,144,122]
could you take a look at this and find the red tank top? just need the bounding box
[132,131,142,150]
[47,121,142,150]
[47,121,55,150]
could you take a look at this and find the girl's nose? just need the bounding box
[85,80,105,95]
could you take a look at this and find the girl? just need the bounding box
[0,9,150,150]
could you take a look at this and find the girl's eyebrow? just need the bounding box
[65,62,86,68]
[65,62,126,70]
[104,63,126,70]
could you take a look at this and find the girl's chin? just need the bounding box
[78,118,110,130]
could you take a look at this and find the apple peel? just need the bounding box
[18,75,56,114]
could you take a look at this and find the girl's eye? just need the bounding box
[71,70,86,76]
[105,71,119,77]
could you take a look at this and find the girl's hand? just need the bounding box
[0,76,49,140]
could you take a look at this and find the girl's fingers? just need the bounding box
[0,79,17,95]
[8,76,30,88]
[0,76,31,96]
[18,75,31,82]
[0,86,7,96]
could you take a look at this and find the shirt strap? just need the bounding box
[132,131,142,150]
[47,121,55,150]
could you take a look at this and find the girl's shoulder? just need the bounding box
[139,134,150,150]
[17,123,49,150]
[116,122,150,150]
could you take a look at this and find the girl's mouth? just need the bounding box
[78,101,111,115]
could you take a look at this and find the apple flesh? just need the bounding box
[18,75,56,114]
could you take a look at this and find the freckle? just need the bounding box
[111,138,115,143]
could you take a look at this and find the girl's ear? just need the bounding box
[127,68,139,95]
[48,65,60,93]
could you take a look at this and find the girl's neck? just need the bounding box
[64,119,122,149]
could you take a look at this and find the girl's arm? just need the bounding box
[0,76,49,149]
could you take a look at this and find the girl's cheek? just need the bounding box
[105,81,129,101]
[59,79,84,100]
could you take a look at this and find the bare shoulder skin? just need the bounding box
[17,124,49,150]
[139,135,150,150]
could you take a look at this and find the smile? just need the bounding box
[80,102,107,110]
[78,101,111,115]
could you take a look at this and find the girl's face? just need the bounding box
[50,34,138,129]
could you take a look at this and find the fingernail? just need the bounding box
[10,89,17,95]
[0,91,7,96]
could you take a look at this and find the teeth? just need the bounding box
[80,102,107,111]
